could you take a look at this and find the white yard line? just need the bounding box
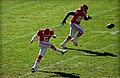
[110,30,120,34]
[0,1,34,12]
[91,7,120,16]
[18,56,80,78]
[3,7,120,44]
[18,42,118,78]
[96,43,119,51]
[3,24,61,43]
[4,29,119,43]
[3,32,36,43]
[89,30,120,34]
[90,30,108,34]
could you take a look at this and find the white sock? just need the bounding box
[64,38,69,43]
[72,35,79,42]
[62,38,69,45]
[61,39,68,46]
[56,48,63,52]
[33,60,39,68]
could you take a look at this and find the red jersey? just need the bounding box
[71,9,86,24]
[37,29,54,42]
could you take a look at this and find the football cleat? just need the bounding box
[71,40,78,46]
[31,67,36,72]
[61,50,67,55]
[60,43,67,49]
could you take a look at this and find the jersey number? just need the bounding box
[44,37,49,42]
[76,16,82,22]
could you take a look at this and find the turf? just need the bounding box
[0,0,120,78]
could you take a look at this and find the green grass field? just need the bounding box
[0,0,120,78]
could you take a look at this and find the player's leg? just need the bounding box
[60,35,72,48]
[39,41,67,55]
[60,22,76,48]
[73,31,83,41]
[51,45,67,55]
[71,23,84,46]
[32,48,47,72]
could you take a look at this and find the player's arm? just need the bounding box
[61,11,76,25]
[84,15,92,20]
[30,33,38,44]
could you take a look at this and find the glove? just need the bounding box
[30,40,34,44]
[61,19,66,25]
[106,23,115,29]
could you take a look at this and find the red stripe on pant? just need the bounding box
[37,55,43,62]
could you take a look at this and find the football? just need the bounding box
[106,23,115,29]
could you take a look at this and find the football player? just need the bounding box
[30,28,67,72]
[60,4,91,48]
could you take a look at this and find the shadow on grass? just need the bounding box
[66,48,117,57]
[39,70,80,78]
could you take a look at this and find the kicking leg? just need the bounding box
[51,45,67,55]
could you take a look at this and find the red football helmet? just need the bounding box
[43,28,50,36]
[80,4,88,10]
[80,4,88,14]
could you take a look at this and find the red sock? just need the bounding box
[37,55,43,62]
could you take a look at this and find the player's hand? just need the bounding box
[30,40,34,44]
[61,20,66,26]
[88,15,92,19]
